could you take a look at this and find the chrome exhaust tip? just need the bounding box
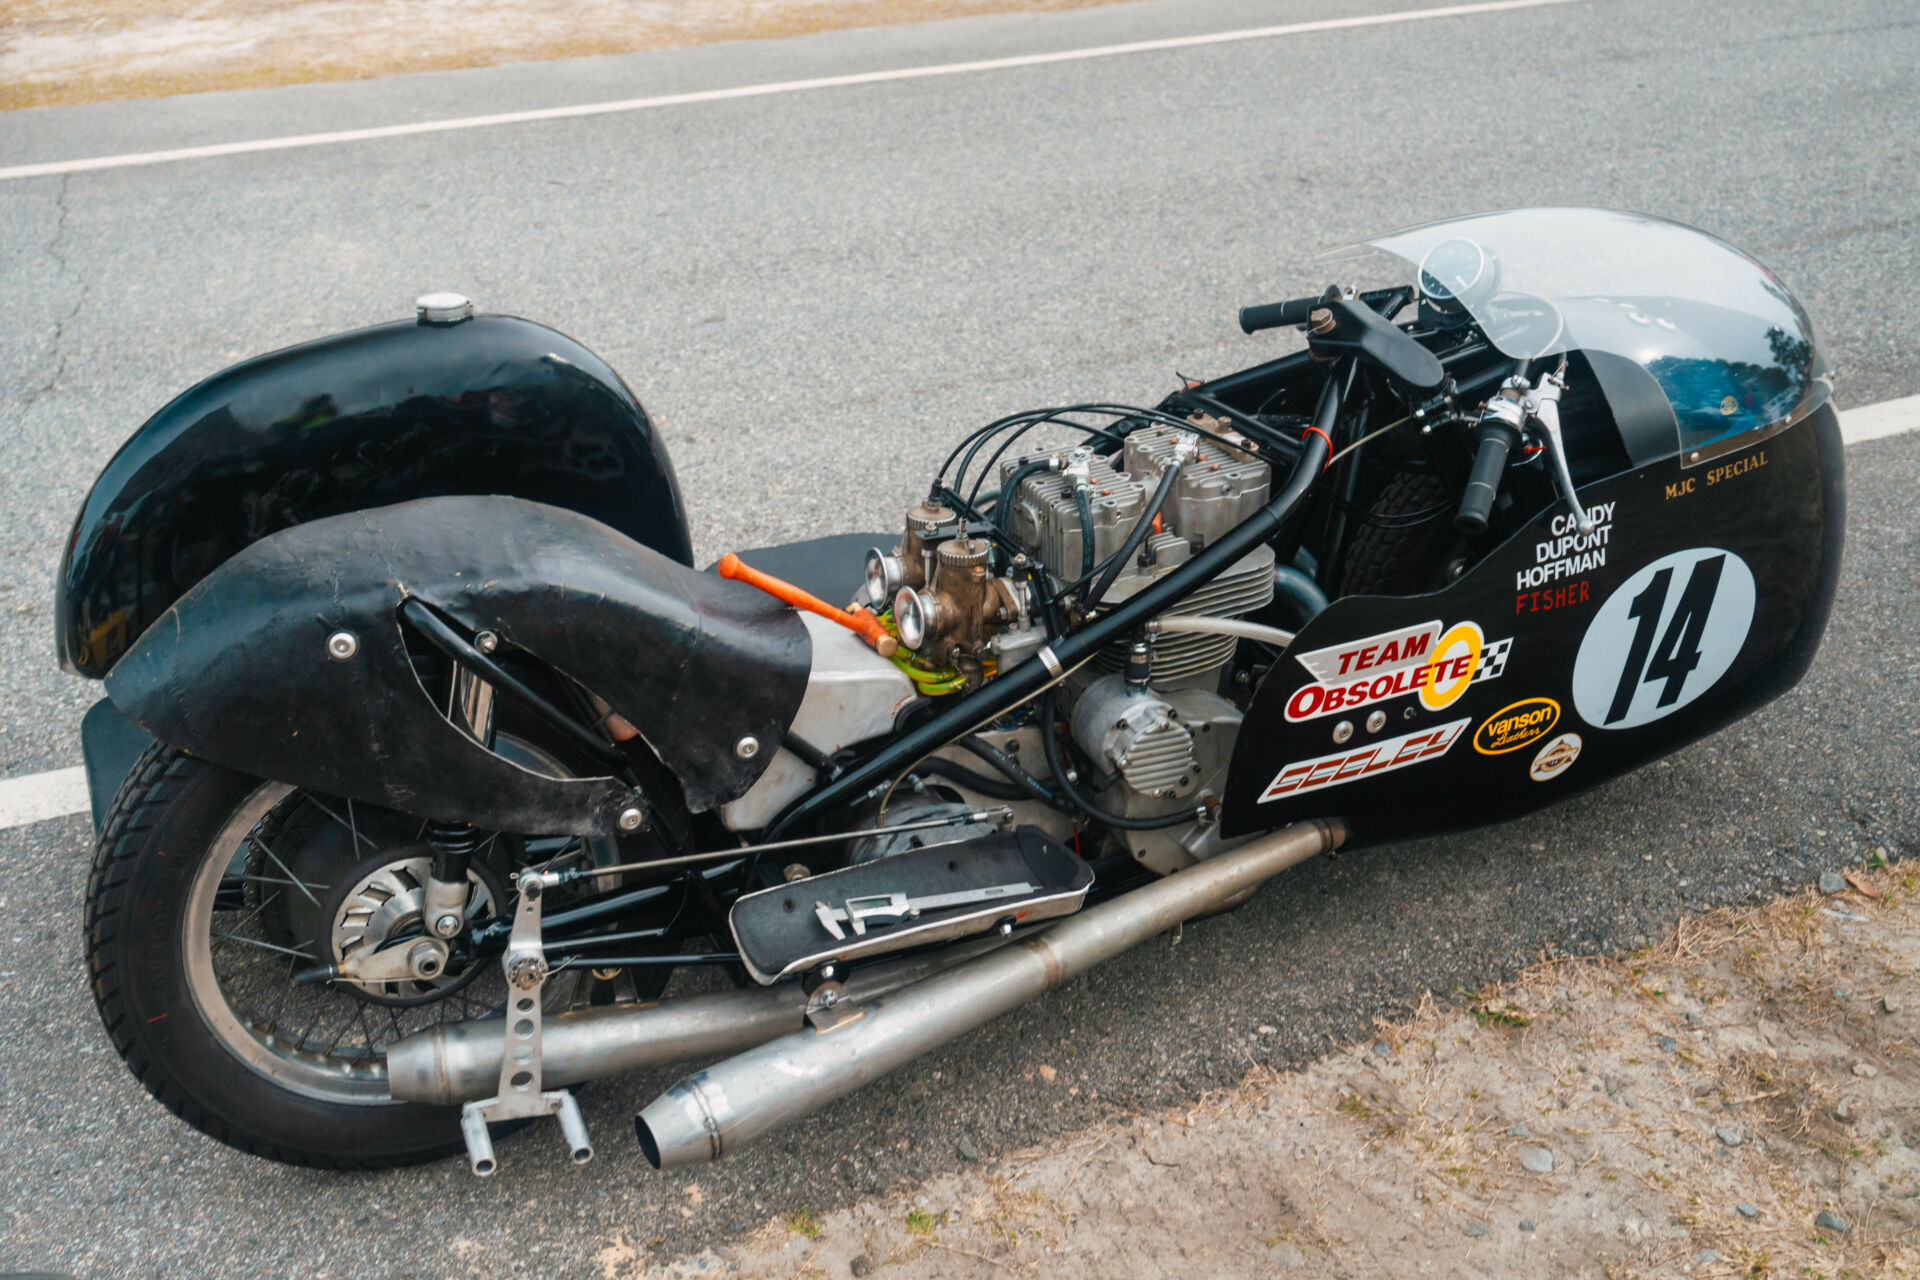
[635,1077,731,1171]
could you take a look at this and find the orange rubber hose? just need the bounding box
[717,553,898,658]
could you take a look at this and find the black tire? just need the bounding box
[86,743,470,1169]
[1338,471,1460,597]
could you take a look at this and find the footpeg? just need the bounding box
[729,825,1093,985]
[456,870,595,1176]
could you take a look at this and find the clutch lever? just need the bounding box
[1529,359,1594,535]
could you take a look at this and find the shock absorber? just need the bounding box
[426,656,498,938]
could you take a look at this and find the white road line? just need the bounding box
[0,0,1578,184]
[1839,393,1920,445]
[0,766,90,830]
[2,392,1916,832]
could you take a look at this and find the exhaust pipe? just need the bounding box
[635,818,1345,1169]
[386,933,1020,1105]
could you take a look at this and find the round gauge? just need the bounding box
[1481,292,1566,360]
[1418,238,1494,313]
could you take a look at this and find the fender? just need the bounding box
[56,309,692,678]
[104,496,811,835]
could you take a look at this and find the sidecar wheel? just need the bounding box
[86,744,512,1169]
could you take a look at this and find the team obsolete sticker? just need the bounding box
[1285,620,1510,722]
[1571,548,1756,729]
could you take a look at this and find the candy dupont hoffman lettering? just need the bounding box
[1516,502,1615,590]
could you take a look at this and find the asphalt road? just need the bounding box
[2,0,1917,1274]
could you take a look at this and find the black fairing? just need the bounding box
[1223,402,1844,846]
[104,496,811,834]
[57,313,692,678]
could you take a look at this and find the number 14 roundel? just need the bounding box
[1571,547,1756,730]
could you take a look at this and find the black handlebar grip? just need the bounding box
[1238,296,1318,335]
[1455,422,1519,535]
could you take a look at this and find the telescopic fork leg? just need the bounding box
[457,870,594,1175]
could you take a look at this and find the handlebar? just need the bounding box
[1454,420,1519,535]
[1238,296,1321,334]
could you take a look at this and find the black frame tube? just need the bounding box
[399,599,628,772]
[764,363,1346,840]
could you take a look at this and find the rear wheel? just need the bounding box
[85,743,597,1168]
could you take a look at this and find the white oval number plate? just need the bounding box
[1572,548,1756,729]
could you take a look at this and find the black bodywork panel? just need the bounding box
[57,313,692,678]
[77,531,891,830]
[104,496,811,834]
[1223,403,1844,846]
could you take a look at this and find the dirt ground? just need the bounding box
[0,0,1123,111]
[600,859,1920,1280]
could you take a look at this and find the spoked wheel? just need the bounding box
[85,743,618,1169]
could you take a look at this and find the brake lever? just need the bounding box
[1528,360,1594,535]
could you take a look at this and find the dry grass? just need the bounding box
[2,0,1124,112]
[689,862,1920,1279]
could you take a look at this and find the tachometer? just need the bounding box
[1418,238,1496,313]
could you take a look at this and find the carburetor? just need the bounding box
[866,502,1032,684]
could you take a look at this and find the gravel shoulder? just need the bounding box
[0,0,1120,110]
[701,863,1920,1280]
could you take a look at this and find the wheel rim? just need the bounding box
[182,782,582,1106]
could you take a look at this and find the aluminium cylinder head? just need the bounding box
[1000,454,1144,577]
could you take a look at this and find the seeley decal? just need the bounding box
[1258,719,1470,802]
[1473,698,1560,755]
[1571,548,1756,729]
[1285,620,1510,722]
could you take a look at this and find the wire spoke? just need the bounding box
[224,874,331,891]
[248,833,322,906]
[301,793,377,855]
[218,886,283,934]
[213,931,316,961]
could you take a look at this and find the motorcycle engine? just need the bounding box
[876,421,1276,871]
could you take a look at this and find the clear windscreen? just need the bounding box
[1327,208,1831,455]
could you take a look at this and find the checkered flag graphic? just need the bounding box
[1472,636,1512,682]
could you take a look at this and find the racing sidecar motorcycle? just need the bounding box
[58,207,1842,1173]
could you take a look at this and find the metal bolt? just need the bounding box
[782,863,811,883]
[1366,710,1387,733]
[735,736,760,760]
[408,940,445,979]
[997,920,1015,937]
[818,988,839,1008]
[326,630,359,661]
[617,806,646,832]
[474,630,499,654]
[1332,720,1355,744]
[818,963,837,981]
[433,912,463,938]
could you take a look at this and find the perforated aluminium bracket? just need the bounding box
[457,871,593,1176]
